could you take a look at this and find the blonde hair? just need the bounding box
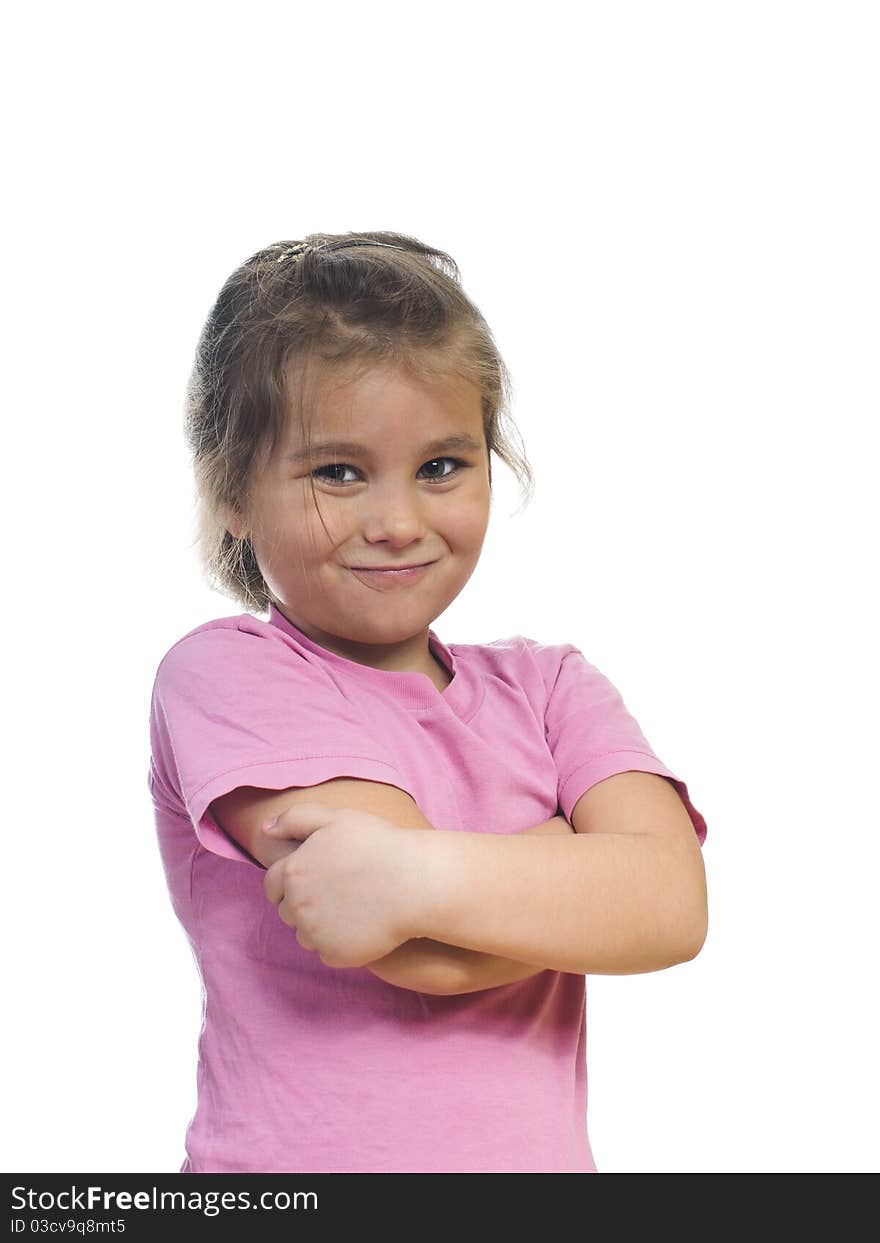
[184,230,535,614]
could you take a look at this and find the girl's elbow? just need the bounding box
[677,865,708,961]
[682,906,709,961]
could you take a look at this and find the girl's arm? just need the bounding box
[211,781,574,995]
[404,779,707,976]
[366,813,576,995]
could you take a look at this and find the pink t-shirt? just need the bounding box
[147,602,707,1174]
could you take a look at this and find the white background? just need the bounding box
[3,1,878,1175]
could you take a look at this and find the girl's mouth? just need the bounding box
[349,561,436,584]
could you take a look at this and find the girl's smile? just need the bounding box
[347,559,438,585]
[228,361,491,673]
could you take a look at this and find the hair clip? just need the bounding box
[276,243,311,263]
[275,239,409,264]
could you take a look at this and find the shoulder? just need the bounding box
[461,634,581,682]
[449,633,581,703]
[151,611,306,692]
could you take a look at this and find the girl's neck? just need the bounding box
[272,602,450,685]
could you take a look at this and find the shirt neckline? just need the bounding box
[267,602,481,717]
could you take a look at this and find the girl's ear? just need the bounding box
[223,505,246,541]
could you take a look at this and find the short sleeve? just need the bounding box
[542,644,707,846]
[148,624,412,863]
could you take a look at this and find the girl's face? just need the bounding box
[231,362,492,675]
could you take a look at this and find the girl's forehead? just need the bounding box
[284,364,483,440]
[302,357,473,402]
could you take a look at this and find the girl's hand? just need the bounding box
[262,802,423,968]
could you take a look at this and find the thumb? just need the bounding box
[262,800,334,839]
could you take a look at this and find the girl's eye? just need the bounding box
[311,457,469,487]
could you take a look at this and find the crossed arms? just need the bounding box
[210,772,707,995]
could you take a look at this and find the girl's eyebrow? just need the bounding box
[284,433,483,464]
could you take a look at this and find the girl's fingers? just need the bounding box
[263,801,334,839]
[263,858,285,905]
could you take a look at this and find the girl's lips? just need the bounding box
[349,561,436,584]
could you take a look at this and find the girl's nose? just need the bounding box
[361,491,427,544]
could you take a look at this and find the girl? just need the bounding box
[148,231,708,1174]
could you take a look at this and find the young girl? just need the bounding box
[148,231,708,1174]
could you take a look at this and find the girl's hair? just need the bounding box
[184,229,535,614]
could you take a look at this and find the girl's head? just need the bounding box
[185,231,534,650]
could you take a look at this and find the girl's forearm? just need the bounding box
[365,813,575,995]
[366,936,547,994]
[366,936,540,994]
